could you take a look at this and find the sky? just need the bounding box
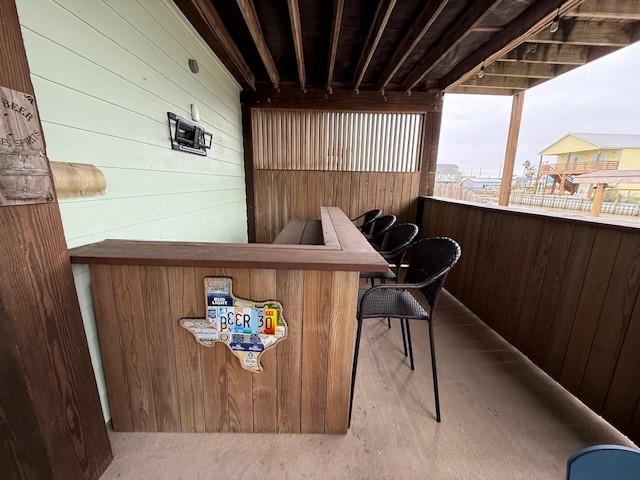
[438,40,640,178]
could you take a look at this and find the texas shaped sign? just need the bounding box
[180,277,287,372]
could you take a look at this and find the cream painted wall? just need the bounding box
[555,149,622,166]
[16,0,247,419]
[620,148,640,169]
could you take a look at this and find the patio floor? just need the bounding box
[101,291,633,479]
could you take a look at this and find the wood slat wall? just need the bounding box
[91,264,359,434]
[420,197,640,444]
[254,170,420,242]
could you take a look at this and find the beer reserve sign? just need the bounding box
[180,277,287,373]
[0,86,54,206]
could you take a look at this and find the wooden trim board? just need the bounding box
[70,207,387,272]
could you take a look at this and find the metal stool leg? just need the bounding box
[387,317,391,328]
[400,318,407,357]
[404,318,414,370]
[348,316,365,427]
[428,319,441,422]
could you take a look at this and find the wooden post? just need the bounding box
[591,183,605,216]
[241,103,257,242]
[418,101,444,197]
[498,91,525,206]
[0,1,112,477]
[559,174,566,196]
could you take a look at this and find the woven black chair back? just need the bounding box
[379,223,419,264]
[405,237,461,305]
[367,214,396,243]
[352,209,381,234]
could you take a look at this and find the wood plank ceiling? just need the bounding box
[176,0,640,96]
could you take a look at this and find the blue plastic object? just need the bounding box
[567,445,640,480]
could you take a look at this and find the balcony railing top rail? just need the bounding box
[539,160,619,176]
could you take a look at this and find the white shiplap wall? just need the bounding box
[16,0,247,419]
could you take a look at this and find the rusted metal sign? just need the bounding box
[180,277,287,373]
[0,86,54,206]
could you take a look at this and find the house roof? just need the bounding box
[572,133,640,149]
[540,133,640,155]
[573,169,640,184]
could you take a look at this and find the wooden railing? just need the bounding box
[539,160,619,176]
[419,196,640,444]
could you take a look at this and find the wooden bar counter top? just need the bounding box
[70,207,386,434]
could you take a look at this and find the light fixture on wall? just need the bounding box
[478,61,485,79]
[188,58,199,74]
[167,112,211,156]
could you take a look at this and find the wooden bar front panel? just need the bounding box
[91,265,359,434]
[420,197,640,444]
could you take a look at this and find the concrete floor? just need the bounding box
[101,291,633,479]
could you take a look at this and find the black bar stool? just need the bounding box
[350,237,461,426]
[360,223,419,330]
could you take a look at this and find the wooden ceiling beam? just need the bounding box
[460,76,535,90]
[174,0,255,90]
[564,0,640,21]
[287,0,306,90]
[530,20,633,47]
[327,0,344,89]
[438,0,585,90]
[242,86,440,112]
[377,0,450,89]
[498,43,617,65]
[402,0,502,91]
[445,86,517,96]
[234,0,279,89]
[352,0,397,91]
[482,62,558,79]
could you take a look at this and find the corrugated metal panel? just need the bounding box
[253,109,424,172]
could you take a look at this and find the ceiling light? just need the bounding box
[549,8,560,33]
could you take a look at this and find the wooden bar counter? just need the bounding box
[70,207,387,434]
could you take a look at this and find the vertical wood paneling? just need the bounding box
[251,269,278,433]
[276,270,304,432]
[514,221,556,354]
[112,266,157,431]
[579,233,640,411]
[325,271,359,433]
[528,223,574,363]
[195,267,230,433]
[225,269,254,432]
[420,197,640,445]
[90,265,133,432]
[560,229,622,394]
[542,225,597,378]
[301,270,332,432]
[142,266,181,431]
[253,170,420,242]
[91,264,360,434]
[168,267,206,432]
